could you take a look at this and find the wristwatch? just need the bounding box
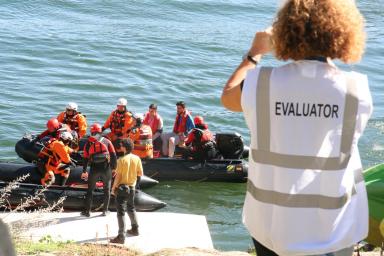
[243,53,258,65]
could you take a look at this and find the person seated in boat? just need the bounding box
[102,98,135,143]
[129,113,153,159]
[39,131,75,186]
[182,116,217,163]
[80,123,117,217]
[161,101,194,157]
[57,102,87,139]
[143,103,163,152]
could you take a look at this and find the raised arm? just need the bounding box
[221,28,272,112]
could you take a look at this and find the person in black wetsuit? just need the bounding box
[80,123,117,217]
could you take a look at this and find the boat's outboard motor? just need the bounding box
[242,145,249,159]
[215,133,244,159]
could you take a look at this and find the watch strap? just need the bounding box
[247,55,258,65]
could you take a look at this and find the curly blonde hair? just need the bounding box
[272,0,365,63]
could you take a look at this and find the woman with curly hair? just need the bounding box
[222,1,373,255]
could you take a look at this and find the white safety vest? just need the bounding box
[241,60,373,256]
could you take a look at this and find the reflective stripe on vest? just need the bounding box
[248,67,360,209]
[252,67,359,170]
[247,167,363,209]
[135,125,153,146]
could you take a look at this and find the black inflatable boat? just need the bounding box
[0,162,158,189]
[16,133,248,182]
[0,162,165,211]
[0,181,166,212]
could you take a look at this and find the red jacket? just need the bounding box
[173,110,193,134]
[83,135,117,169]
[185,124,213,151]
[143,112,162,135]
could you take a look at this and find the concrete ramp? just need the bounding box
[1,211,213,254]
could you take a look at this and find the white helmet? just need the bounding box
[117,98,127,106]
[66,102,78,111]
[60,131,73,141]
[134,113,144,121]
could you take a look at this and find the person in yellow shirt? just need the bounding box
[110,138,143,244]
[57,102,87,139]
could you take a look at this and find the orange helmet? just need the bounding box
[46,118,60,132]
[194,116,204,125]
[90,123,102,134]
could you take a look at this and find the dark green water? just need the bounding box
[0,0,383,251]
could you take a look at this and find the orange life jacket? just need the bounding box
[110,110,132,134]
[143,113,161,135]
[63,113,78,131]
[129,125,153,158]
[38,137,57,163]
[43,140,70,168]
[173,111,190,134]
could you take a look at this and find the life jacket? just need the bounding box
[45,140,69,168]
[110,110,132,134]
[85,136,110,164]
[60,112,82,133]
[37,137,57,164]
[242,65,372,255]
[173,110,190,134]
[130,125,153,158]
[192,128,214,150]
[143,113,161,135]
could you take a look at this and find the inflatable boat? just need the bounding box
[0,162,165,212]
[0,181,166,212]
[0,162,158,189]
[15,133,248,182]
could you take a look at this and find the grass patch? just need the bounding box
[15,236,141,256]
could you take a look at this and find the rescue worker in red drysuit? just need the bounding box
[183,116,217,163]
[80,123,117,217]
[37,118,69,140]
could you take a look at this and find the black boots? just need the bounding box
[110,225,138,244]
[126,225,139,236]
[109,235,125,244]
[80,211,90,217]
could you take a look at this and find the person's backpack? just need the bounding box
[87,137,110,163]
